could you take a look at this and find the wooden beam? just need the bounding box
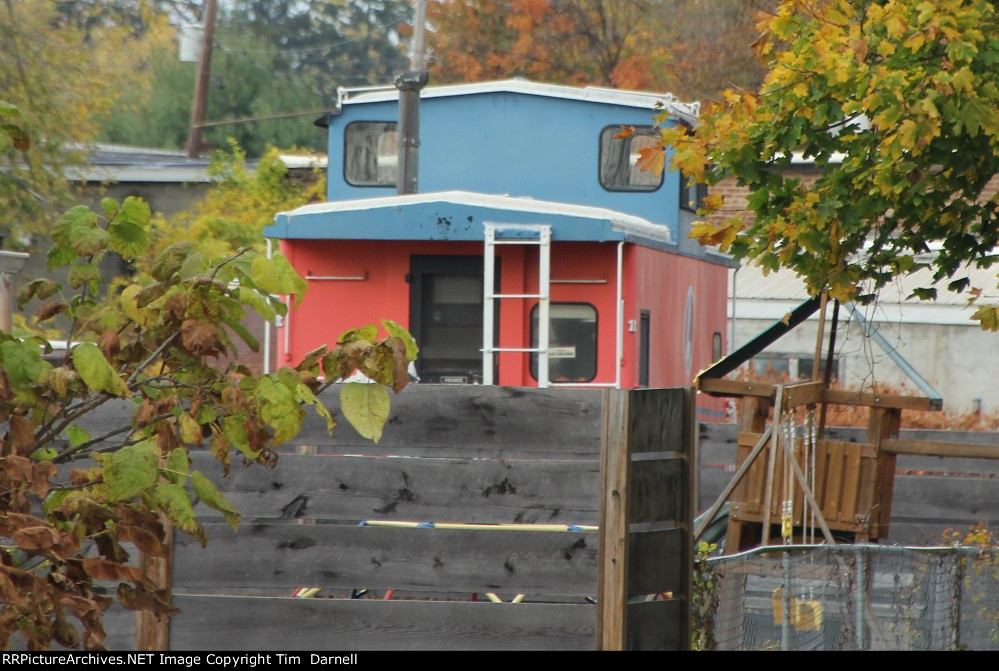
[783,381,824,409]
[698,377,776,399]
[882,438,999,459]
[823,389,941,412]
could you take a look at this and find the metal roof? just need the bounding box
[332,79,700,125]
[268,190,675,247]
[65,144,326,183]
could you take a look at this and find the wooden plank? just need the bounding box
[189,452,600,525]
[840,444,863,522]
[627,456,683,524]
[782,381,825,409]
[289,385,603,456]
[597,388,629,650]
[167,595,595,651]
[824,440,845,522]
[882,439,999,460]
[626,599,683,651]
[698,377,775,399]
[627,528,682,598]
[823,389,940,412]
[625,388,689,454]
[173,524,599,595]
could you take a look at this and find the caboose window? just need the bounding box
[530,303,598,383]
[599,126,663,192]
[344,121,398,186]
[680,173,709,211]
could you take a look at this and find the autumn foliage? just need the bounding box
[0,109,416,650]
[661,0,999,325]
[425,0,771,97]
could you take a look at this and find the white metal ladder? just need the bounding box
[482,223,552,387]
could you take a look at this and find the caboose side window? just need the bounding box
[529,303,598,383]
[599,126,663,192]
[344,121,398,187]
[680,173,709,211]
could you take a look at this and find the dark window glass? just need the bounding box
[530,303,598,383]
[345,121,398,186]
[639,310,651,387]
[680,174,708,211]
[599,126,663,191]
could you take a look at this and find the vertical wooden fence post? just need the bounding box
[597,388,694,650]
[135,521,173,650]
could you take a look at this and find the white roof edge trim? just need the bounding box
[277,190,673,244]
[338,79,699,122]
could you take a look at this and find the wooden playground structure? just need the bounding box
[695,294,999,554]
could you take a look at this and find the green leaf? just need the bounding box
[296,383,335,435]
[164,448,189,485]
[149,482,205,546]
[66,424,91,449]
[222,415,257,459]
[104,441,158,501]
[178,413,202,445]
[250,252,307,307]
[339,325,377,344]
[222,317,259,353]
[257,376,305,445]
[0,340,50,386]
[0,101,21,118]
[151,241,195,282]
[296,345,327,373]
[191,470,241,531]
[31,447,58,461]
[108,220,148,258]
[120,196,151,225]
[235,287,277,322]
[46,246,76,272]
[67,261,103,289]
[100,198,119,220]
[71,342,129,397]
[340,383,390,443]
[381,320,419,361]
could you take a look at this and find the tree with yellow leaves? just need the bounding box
[661,0,999,326]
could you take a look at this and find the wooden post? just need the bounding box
[597,388,694,650]
[135,522,173,650]
[868,407,901,539]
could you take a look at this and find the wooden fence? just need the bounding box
[95,385,695,651]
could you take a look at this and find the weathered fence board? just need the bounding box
[626,599,683,651]
[189,452,600,525]
[597,388,694,650]
[174,524,599,595]
[286,386,603,458]
[167,595,595,651]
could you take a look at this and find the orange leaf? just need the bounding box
[635,146,665,175]
[82,558,143,583]
[13,525,61,551]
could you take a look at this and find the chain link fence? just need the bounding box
[695,545,999,650]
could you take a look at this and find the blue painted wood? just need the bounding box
[316,84,688,235]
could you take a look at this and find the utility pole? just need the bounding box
[396,0,429,194]
[185,0,218,158]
